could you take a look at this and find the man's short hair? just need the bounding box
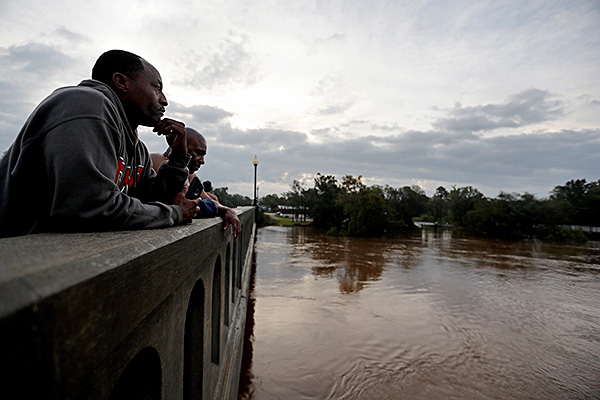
[91,50,145,85]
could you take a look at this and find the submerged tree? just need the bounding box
[447,186,485,227]
[551,179,600,226]
[430,186,449,223]
[304,175,428,236]
[308,174,344,229]
[273,174,596,241]
[343,185,387,237]
[384,185,428,231]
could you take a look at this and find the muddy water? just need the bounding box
[239,226,600,399]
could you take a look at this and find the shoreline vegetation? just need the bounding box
[211,176,598,242]
[256,175,599,243]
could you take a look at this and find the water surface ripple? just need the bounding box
[239,226,600,400]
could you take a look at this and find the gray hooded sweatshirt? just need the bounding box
[0,79,190,238]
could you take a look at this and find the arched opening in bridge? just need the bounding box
[212,256,222,364]
[225,243,231,326]
[237,236,243,290]
[232,240,238,302]
[184,279,205,400]
[109,346,162,400]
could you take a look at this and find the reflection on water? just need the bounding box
[239,226,600,400]
[289,232,387,293]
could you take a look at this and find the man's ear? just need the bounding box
[111,72,129,94]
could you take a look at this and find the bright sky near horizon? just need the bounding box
[1,0,599,199]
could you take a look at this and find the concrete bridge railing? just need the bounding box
[0,206,256,400]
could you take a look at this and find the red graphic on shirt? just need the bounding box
[114,157,144,192]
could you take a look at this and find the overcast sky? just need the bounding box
[1,0,599,199]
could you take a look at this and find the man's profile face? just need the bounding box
[187,135,207,174]
[122,60,168,127]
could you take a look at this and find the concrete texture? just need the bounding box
[0,207,256,400]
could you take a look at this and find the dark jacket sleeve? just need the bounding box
[134,144,190,205]
[41,117,182,232]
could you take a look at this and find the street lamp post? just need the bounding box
[252,155,259,206]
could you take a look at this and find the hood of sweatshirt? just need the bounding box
[78,79,139,151]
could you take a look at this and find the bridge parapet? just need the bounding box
[0,206,256,400]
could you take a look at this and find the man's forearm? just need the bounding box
[149,151,191,203]
[216,202,230,217]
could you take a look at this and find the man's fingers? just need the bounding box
[153,118,185,135]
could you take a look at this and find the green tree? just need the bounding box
[384,185,428,230]
[344,187,387,236]
[550,179,586,224]
[584,180,600,226]
[447,186,485,227]
[308,174,344,229]
[212,187,252,208]
[430,186,449,223]
[463,193,535,239]
[265,174,598,240]
[341,175,366,194]
[285,180,308,221]
[260,193,285,211]
[551,179,600,226]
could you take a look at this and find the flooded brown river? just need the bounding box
[238,226,600,400]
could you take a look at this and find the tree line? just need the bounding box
[259,175,600,241]
[212,187,253,208]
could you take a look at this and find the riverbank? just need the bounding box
[263,212,311,227]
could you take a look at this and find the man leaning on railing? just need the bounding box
[0,50,200,238]
[151,127,241,237]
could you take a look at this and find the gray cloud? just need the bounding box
[54,26,88,43]
[138,87,597,198]
[316,102,352,115]
[198,114,598,198]
[0,81,31,128]
[1,1,597,201]
[370,123,402,132]
[0,43,77,76]
[176,33,259,89]
[311,74,354,116]
[308,33,346,55]
[0,40,595,199]
[312,74,342,96]
[215,125,309,150]
[310,127,340,135]
[433,89,564,132]
[0,44,82,151]
[314,33,346,46]
[165,102,234,126]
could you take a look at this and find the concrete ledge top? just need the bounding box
[0,207,252,318]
